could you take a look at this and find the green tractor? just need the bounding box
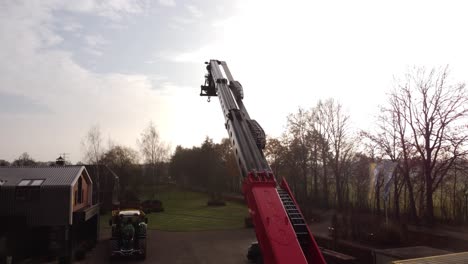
[109,209,148,259]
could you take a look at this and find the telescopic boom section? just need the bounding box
[200,60,326,264]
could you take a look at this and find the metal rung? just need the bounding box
[291,219,304,223]
[291,220,304,223]
[291,220,305,224]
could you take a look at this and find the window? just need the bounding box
[77,177,83,204]
[31,179,44,186]
[18,179,31,186]
[18,179,44,186]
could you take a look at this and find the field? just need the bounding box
[101,186,248,231]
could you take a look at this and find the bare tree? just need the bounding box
[362,105,417,221]
[101,145,139,189]
[82,125,104,203]
[317,99,353,209]
[310,102,332,208]
[12,152,37,166]
[264,137,285,178]
[82,125,104,165]
[286,108,311,201]
[391,66,468,224]
[389,93,420,221]
[138,121,169,196]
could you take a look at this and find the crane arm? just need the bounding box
[200,60,326,264]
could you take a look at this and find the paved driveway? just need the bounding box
[80,228,256,264]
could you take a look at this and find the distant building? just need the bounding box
[0,166,99,263]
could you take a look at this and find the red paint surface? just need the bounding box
[242,171,326,264]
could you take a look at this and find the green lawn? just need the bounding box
[101,186,248,232]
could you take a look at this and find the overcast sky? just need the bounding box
[1,0,467,163]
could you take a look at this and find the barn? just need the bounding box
[0,166,99,263]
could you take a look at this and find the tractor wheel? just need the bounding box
[109,239,119,261]
[138,238,146,260]
[110,239,119,250]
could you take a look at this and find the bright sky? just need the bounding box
[1,0,467,163]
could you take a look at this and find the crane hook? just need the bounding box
[207,96,211,102]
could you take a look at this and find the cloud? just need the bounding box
[84,47,104,56]
[170,16,195,26]
[158,0,176,7]
[171,45,221,63]
[0,92,51,115]
[160,0,468,142]
[61,0,147,20]
[62,22,83,32]
[185,4,202,18]
[166,4,202,28]
[0,1,173,162]
[85,34,107,47]
[82,34,108,56]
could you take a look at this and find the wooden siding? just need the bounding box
[72,172,91,212]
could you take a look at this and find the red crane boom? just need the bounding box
[200,60,326,264]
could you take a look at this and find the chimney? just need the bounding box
[56,156,65,166]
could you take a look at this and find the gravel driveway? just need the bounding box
[79,228,257,264]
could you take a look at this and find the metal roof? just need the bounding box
[393,252,468,264]
[0,166,85,186]
[375,246,451,260]
[119,210,141,216]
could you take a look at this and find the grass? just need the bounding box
[101,185,248,232]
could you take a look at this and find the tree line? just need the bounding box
[81,122,171,194]
[264,66,468,225]
[169,137,240,196]
[164,66,468,226]
[2,66,467,226]
[1,122,171,197]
